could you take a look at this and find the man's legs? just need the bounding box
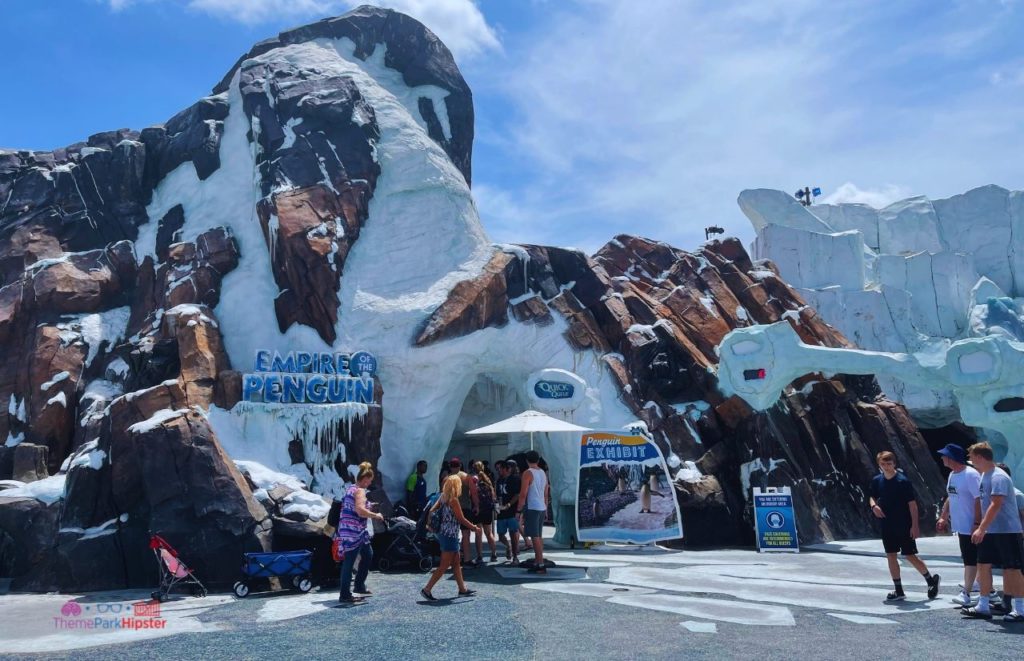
[971,562,994,614]
[965,565,978,594]
[510,526,521,564]
[906,553,929,576]
[1005,569,1024,618]
[907,553,940,599]
[886,552,901,581]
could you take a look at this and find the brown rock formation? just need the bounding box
[421,236,946,546]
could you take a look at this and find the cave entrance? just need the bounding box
[446,374,530,476]
[918,422,978,478]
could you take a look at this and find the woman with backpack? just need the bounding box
[420,474,480,601]
[336,462,385,603]
[473,460,499,563]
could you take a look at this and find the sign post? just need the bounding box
[752,486,799,553]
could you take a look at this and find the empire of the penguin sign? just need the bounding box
[242,350,377,404]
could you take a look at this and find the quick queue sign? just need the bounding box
[533,380,574,399]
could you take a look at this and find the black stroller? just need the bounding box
[373,513,434,572]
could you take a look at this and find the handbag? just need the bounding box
[429,504,443,532]
[331,538,344,563]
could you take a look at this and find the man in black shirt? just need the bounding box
[869,451,940,601]
[495,460,522,565]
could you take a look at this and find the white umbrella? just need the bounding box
[465,410,591,450]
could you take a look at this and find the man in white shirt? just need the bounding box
[935,444,981,606]
[517,450,550,574]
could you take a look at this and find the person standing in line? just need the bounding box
[438,459,452,491]
[503,458,528,552]
[517,450,550,574]
[935,444,982,606]
[964,444,1024,621]
[420,474,480,601]
[996,463,1024,530]
[495,460,522,565]
[868,451,941,602]
[405,460,428,519]
[472,460,498,563]
[450,458,480,565]
[336,462,385,604]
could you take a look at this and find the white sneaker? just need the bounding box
[952,591,972,606]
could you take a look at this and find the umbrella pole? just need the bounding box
[530,431,534,451]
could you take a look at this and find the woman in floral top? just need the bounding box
[336,462,384,603]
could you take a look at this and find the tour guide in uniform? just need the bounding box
[868,451,940,602]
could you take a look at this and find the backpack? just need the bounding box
[478,481,495,512]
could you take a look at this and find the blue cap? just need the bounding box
[937,444,966,464]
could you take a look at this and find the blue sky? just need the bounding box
[2,0,1023,252]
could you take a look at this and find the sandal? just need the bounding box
[420,588,437,602]
[962,606,992,620]
[457,589,476,597]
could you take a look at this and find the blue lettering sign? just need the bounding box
[350,352,377,377]
[242,374,263,400]
[243,350,378,404]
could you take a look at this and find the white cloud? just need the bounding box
[472,0,1024,253]
[185,0,334,24]
[821,183,914,208]
[105,0,500,60]
[351,0,500,59]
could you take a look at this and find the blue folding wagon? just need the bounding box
[233,550,314,597]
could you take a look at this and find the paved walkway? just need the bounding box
[1,533,1020,659]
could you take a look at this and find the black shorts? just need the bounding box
[461,509,478,530]
[476,510,494,526]
[881,530,918,556]
[978,533,1024,570]
[958,533,978,567]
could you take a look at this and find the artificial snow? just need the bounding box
[45,392,67,408]
[59,516,121,540]
[67,440,106,471]
[132,34,638,514]
[281,489,330,521]
[127,408,190,434]
[40,372,70,391]
[739,185,1024,426]
[1,474,66,504]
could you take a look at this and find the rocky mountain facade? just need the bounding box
[418,236,946,546]
[0,6,943,592]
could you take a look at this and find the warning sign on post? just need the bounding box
[753,486,799,553]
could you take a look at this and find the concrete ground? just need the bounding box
[1,532,1022,660]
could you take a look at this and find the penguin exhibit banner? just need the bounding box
[575,431,684,544]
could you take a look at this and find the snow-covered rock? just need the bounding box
[740,185,1024,428]
[0,6,945,591]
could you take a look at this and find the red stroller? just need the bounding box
[149,534,208,601]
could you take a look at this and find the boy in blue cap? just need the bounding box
[935,443,982,606]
